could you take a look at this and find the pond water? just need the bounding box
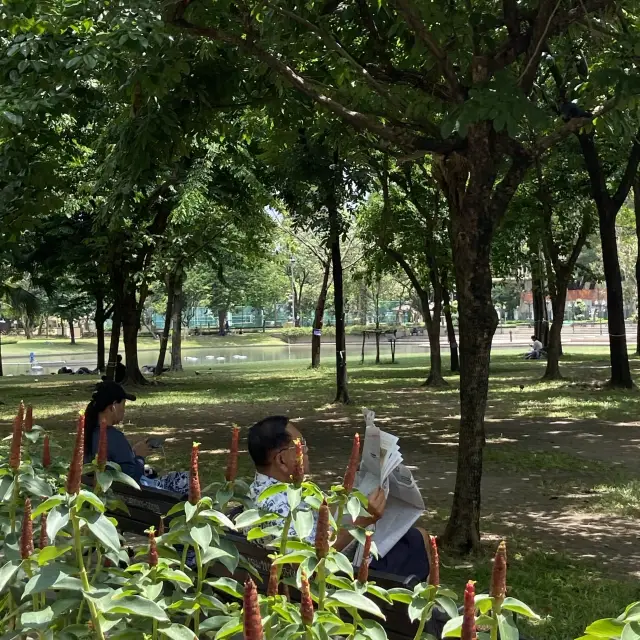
[0,341,436,377]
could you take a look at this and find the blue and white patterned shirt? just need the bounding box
[248,472,318,543]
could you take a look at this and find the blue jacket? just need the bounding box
[85,425,145,482]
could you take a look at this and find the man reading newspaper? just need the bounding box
[246,414,430,581]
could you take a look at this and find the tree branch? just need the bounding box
[518,0,562,93]
[490,151,532,223]
[612,129,640,211]
[390,0,463,102]
[577,132,612,216]
[267,3,403,110]
[567,212,592,271]
[172,18,460,154]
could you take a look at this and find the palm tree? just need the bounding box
[0,284,40,376]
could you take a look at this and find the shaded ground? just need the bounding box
[2,348,640,638]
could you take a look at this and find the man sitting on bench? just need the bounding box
[247,416,430,581]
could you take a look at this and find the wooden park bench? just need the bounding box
[87,478,531,640]
[89,478,447,639]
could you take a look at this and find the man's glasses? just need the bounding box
[275,439,308,456]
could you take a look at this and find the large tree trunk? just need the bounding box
[106,306,121,381]
[170,282,184,372]
[311,261,331,368]
[156,268,181,375]
[68,319,76,345]
[438,134,502,553]
[121,287,147,385]
[599,213,633,387]
[442,284,459,373]
[329,199,349,404]
[95,293,106,373]
[634,178,640,355]
[543,283,568,380]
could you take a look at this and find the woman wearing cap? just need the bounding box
[83,381,189,494]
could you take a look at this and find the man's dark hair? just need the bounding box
[247,416,291,467]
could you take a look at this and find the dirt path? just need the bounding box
[17,391,640,579]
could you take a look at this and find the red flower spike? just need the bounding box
[428,535,440,587]
[225,426,240,482]
[315,499,330,559]
[300,571,314,626]
[42,435,51,468]
[20,498,34,560]
[357,531,373,583]
[39,513,48,549]
[491,540,507,606]
[148,530,158,567]
[292,438,304,486]
[97,420,108,472]
[25,405,33,432]
[66,414,85,495]
[243,578,263,640]
[9,406,23,471]
[461,581,477,640]
[343,433,360,492]
[188,442,201,505]
[267,562,279,597]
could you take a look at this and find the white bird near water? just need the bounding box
[232,355,248,360]
[184,356,199,362]
[205,355,217,360]
[216,357,226,362]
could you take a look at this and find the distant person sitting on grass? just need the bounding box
[246,416,431,581]
[114,354,126,383]
[526,335,543,360]
[83,381,189,494]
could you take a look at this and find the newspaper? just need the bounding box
[353,408,425,563]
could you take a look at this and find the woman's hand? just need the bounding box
[132,440,151,458]
[366,487,387,522]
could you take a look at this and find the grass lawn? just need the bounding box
[0,332,286,359]
[2,347,640,639]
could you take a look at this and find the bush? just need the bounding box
[0,403,541,639]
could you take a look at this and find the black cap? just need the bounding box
[91,381,136,412]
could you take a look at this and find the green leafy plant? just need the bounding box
[0,404,538,639]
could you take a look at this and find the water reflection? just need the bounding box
[1,342,432,376]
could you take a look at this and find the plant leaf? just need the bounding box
[294,510,314,540]
[31,496,64,519]
[37,545,73,566]
[501,597,540,619]
[47,506,70,543]
[0,560,20,593]
[159,623,197,640]
[76,489,106,513]
[328,590,385,619]
[442,614,463,638]
[190,523,212,551]
[83,512,121,553]
[258,483,288,501]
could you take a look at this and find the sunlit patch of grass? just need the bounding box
[483,447,614,474]
[442,541,640,640]
[588,479,640,518]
